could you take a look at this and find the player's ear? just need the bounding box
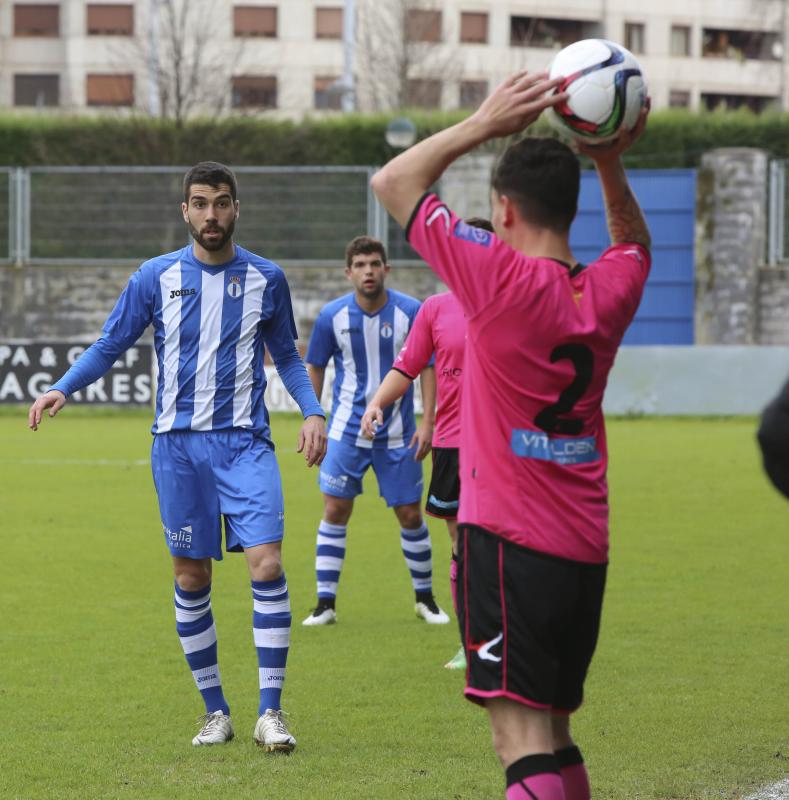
[501,195,517,228]
[181,202,189,223]
[234,200,240,220]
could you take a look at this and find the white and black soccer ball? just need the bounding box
[545,39,647,142]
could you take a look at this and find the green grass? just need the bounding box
[1,412,787,799]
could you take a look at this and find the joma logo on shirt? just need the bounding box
[170,288,196,299]
[340,327,361,334]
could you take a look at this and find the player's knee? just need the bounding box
[396,506,423,530]
[248,552,283,582]
[174,561,211,592]
[323,496,352,525]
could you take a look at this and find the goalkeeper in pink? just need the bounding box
[361,219,493,672]
[371,71,651,800]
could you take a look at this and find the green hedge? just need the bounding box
[1,108,789,169]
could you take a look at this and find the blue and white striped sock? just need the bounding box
[252,574,291,714]
[315,520,347,601]
[400,523,433,594]
[174,582,229,715]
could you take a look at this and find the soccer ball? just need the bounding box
[544,39,647,141]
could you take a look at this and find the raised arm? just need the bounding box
[371,71,566,226]
[576,105,651,250]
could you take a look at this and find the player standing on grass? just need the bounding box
[371,73,651,800]
[360,217,493,671]
[28,161,327,752]
[301,235,449,626]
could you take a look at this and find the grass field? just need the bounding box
[1,410,787,800]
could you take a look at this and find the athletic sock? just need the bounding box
[556,745,590,800]
[400,522,434,595]
[174,582,229,715]
[252,574,291,714]
[449,553,459,615]
[315,520,347,602]
[505,754,565,800]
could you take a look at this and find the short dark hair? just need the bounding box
[491,138,579,234]
[464,217,494,232]
[183,161,238,203]
[345,235,387,267]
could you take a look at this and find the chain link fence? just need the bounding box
[1,166,423,266]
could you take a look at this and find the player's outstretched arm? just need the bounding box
[361,369,414,439]
[28,390,67,431]
[409,366,436,462]
[371,71,567,227]
[577,104,651,250]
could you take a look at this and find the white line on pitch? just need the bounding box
[743,779,789,800]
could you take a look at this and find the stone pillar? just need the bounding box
[440,152,496,221]
[696,148,768,344]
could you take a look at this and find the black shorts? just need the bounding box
[457,525,607,712]
[425,447,460,519]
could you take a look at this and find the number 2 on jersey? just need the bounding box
[534,344,594,435]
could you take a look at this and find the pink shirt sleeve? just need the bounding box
[406,193,524,318]
[393,297,435,379]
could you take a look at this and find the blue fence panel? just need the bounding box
[571,168,696,345]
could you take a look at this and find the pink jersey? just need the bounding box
[407,194,650,563]
[393,292,465,448]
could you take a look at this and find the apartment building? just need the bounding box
[0,0,786,117]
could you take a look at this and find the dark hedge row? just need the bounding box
[1,108,787,168]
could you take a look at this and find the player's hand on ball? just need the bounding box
[575,99,650,162]
[28,390,67,431]
[361,406,383,439]
[471,70,568,139]
[298,414,327,467]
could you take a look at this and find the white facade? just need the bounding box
[0,0,786,116]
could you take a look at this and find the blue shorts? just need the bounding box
[318,437,423,507]
[151,429,284,560]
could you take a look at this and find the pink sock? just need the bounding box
[449,557,458,615]
[505,754,565,800]
[506,773,564,800]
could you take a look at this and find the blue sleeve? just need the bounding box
[305,309,335,367]
[50,269,154,397]
[273,340,325,419]
[261,270,325,419]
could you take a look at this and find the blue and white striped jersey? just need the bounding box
[51,244,322,439]
[306,290,422,448]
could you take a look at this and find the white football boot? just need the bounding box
[192,710,234,746]
[415,596,450,624]
[302,602,337,626]
[253,709,296,753]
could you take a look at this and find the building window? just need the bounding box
[86,74,134,106]
[459,80,487,108]
[234,5,277,37]
[315,7,342,39]
[406,10,441,43]
[669,90,691,108]
[314,76,342,110]
[406,79,441,108]
[624,22,645,54]
[702,28,781,61]
[87,4,133,35]
[460,12,488,44]
[701,93,777,112]
[510,16,600,49]
[14,74,59,106]
[14,4,59,36]
[232,76,277,108]
[670,25,691,56]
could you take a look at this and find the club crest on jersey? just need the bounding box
[453,220,492,247]
[380,322,394,339]
[227,275,242,298]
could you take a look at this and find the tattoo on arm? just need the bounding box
[599,161,651,250]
